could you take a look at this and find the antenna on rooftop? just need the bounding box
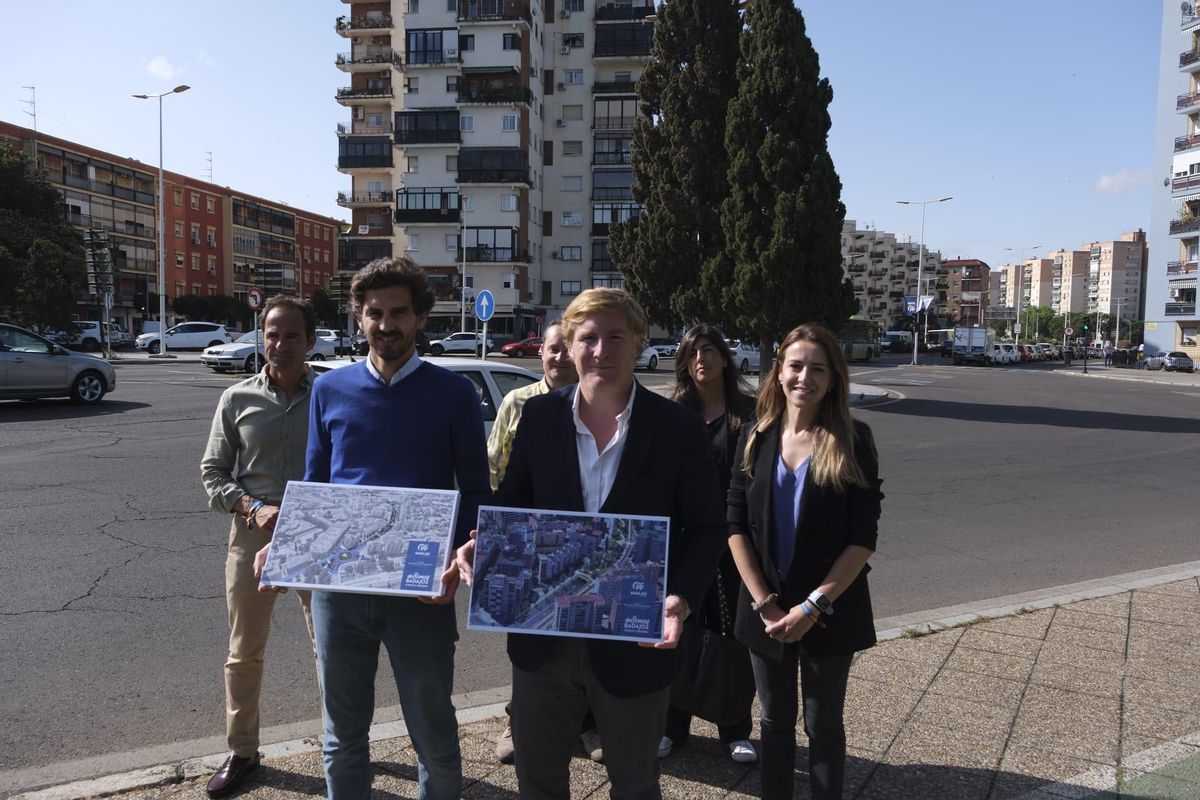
[19,86,36,131]
[203,151,213,182]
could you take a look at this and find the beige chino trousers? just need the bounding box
[224,516,316,757]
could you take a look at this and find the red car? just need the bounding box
[501,337,543,358]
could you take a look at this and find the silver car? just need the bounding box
[0,323,117,404]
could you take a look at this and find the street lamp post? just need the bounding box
[1114,296,1127,348]
[1004,245,1041,346]
[132,84,190,358]
[897,196,953,366]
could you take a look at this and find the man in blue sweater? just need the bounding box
[301,257,489,800]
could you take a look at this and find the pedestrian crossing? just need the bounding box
[851,367,962,387]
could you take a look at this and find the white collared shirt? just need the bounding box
[364,351,422,386]
[573,382,637,512]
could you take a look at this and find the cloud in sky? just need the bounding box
[1092,168,1154,197]
[195,50,215,68]
[145,55,178,79]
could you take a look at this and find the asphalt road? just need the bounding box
[1,355,1197,779]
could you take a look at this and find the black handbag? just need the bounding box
[669,568,756,726]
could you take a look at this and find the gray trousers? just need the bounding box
[511,639,670,800]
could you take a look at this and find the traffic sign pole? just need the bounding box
[474,290,495,360]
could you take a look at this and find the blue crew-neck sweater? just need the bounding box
[306,360,489,547]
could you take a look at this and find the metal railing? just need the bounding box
[1169,217,1200,234]
[593,80,636,94]
[337,191,392,205]
[1165,302,1196,315]
[1167,261,1199,274]
[335,15,394,32]
[336,86,394,99]
[336,50,402,67]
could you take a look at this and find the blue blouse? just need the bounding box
[773,453,810,574]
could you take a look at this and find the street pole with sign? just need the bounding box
[475,289,495,361]
[248,288,264,372]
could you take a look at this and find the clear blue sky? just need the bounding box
[0,1,1161,269]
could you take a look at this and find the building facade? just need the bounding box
[335,0,653,338]
[1048,249,1090,315]
[839,220,945,328]
[0,122,341,332]
[941,259,990,326]
[1148,2,1200,355]
[1082,232,1147,331]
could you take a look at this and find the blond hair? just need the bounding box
[742,323,867,492]
[560,288,647,343]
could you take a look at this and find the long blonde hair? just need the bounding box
[741,324,867,492]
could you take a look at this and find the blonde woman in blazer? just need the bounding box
[727,323,884,800]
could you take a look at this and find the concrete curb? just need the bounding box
[11,563,1200,800]
[1052,367,1200,386]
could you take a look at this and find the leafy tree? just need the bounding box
[310,287,340,327]
[608,0,741,328]
[172,294,209,320]
[0,144,86,329]
[718,0,857,374]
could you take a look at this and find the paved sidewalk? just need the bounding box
[1052,363,1200,387]
[17,574,1198,800]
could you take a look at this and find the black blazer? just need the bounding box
[727,419,883,661]
[494,383,727,698]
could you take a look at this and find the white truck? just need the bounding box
[952,326,995,366]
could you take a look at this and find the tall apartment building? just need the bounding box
[839,220,944,328]
[1022,258,1054,310]
[335,0,652,337]
[1048,249,1090,314]
[1148,1,1200,355]
[994,264,1017,309]
[1080,232,1147,329]
[941,259,990,326]
[0,122,341,333]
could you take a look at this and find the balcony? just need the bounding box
[406,49,463,67]
[593,151,632,165]
[595,4,654,21]
[337,154,393,171]
[1168,261,1199,274]
[347,222,393,238]
[338,121,393,136]
[1181,48,1200,70]
[396,206,461,224]
[593,115,636,130]
[1166,302,1196,316]
[595,40,652,58]
[1185,7,1200,29]
[336,85,394,105]
[458,168,531,184]
[336,15,394,35]
[1176,133,1200,152]
[457,84,534,105]
[460,246,529,263]
[1170,217,1200,235]
[395,127,461,145]
[396,188,460,224]
[593,80,637,94]
[337,190,393,208]
[592,222,610,236]
[457,0,530,24]
[336,50,402,71]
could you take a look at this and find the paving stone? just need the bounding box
[843,679,921,754]
[1138,579,1200,598]
[912,692,1016,742]
[1043,622,1127,654]
[958,627,1043,660]
[990,744,1112,800]
[1009,688,1120,765]
[927,668,1026,709]
[1121,699,1200,742]
[1034,639,1127,672]
[1124,675,1200,715]
[851,651,942,690]
[1131,590,1200,616]
[885,725,1005,771]
[1027,659,1123,699]
[1124,650,1200,682]
[974,609,1055,639]
[1128,618,1200,650]
[857,759,995,799]
[1051,607,1129,637]
[943,644,1037,683]
[1059,594,1130,619]
[873,631,960,666]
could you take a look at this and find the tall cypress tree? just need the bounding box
[718,0,856,369]
[608,0,741,328]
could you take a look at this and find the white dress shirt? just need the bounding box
[364,351,423,386]
[572,382,637,512]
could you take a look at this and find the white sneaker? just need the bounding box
[728,739,757,763]
[657,736,673,759]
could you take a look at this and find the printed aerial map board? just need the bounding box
[259,481,460,597]
[467,506,670,644]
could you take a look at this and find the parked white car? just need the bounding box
[63,321,129,351]
[989,343,1012,365]
[136,322,234,354]
[316,328,353,355]
[307,356,539,436]
[429,331,496,356]
[201,332,335,373]
[635,345,659,372]
[727,340,761,373]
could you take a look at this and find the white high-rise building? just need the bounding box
[335,0,652,338]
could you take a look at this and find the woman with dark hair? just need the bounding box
[727,323,883,800]
[659,325,759,763]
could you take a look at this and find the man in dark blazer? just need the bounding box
[453,288,727,800]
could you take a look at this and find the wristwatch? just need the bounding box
[807,590,834,617]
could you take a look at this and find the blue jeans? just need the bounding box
[312,591,462,800]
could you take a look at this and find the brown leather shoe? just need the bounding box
[206,752,260,799]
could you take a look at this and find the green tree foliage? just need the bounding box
[718,0,857,367]
[608,0,741,328]
[0,144,86,329]
[170,293,253,330]
[310,287,340,326]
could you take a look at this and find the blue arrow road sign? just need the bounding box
[474,289,495,322]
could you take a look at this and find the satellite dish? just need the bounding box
[1184,2,1193,14]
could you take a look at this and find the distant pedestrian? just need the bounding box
[200,295,319,798]
[659,325,759,764]
[1103,342,1114,366]
[727,323,884,800]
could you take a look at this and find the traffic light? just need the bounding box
[1083,322,1089,331]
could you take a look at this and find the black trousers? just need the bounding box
[750,648,854,800]
[664,705,753,746]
